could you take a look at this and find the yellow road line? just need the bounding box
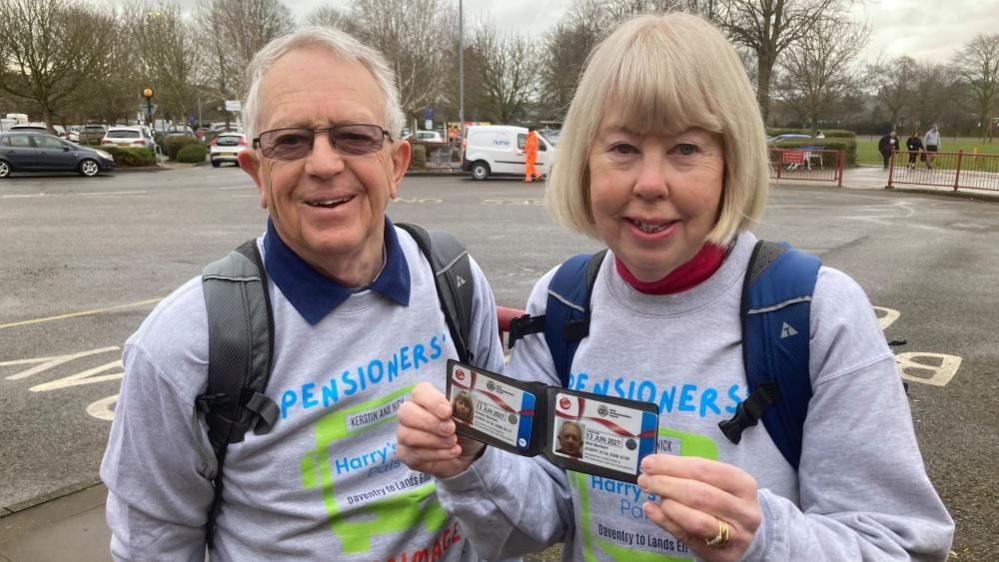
[0,298,163,330]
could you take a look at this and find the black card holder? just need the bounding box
[542,387,660,484]
[445,359,547,456]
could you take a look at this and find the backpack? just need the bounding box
[509,240,821,471]
[195,223,475,545]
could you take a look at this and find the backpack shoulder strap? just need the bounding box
[718,240,821,470]
[542,250,607,387]
[198,238,279,545]
[396,222,474,363]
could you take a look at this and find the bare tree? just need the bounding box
[868,56,918,131]
[224,0,294,86]
[0,0,117,131]
[908,62,957,130]
[469,25,541,123]
[953,33,999,137]
[717,0,841,123]
[306,5,350,29]
[774,16,867,128]
[344,0,457,123]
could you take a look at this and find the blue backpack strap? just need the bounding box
[718,240,821,470]
[544,251,607,387]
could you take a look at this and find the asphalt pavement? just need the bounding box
[0,164,994,562]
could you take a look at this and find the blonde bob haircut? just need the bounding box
[546,13,769,246]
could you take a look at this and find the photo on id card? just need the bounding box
[445,359,544,456]
[544,388,659,483]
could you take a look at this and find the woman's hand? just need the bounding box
[637,455,762,562]
[396,382,485,478]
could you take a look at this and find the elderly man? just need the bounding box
[101,27,505,561]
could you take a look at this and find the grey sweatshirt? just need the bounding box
[101,227,508,561]
[437,232,954,561]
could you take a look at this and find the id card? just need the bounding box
[544,389,659,483]
[445,360,544,455]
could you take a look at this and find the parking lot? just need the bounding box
[1,167,998,559]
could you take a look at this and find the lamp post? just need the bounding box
[142,88,154,128]
[458,0,464,140]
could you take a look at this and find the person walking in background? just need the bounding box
[924,125,940,169]
[906,131,924,170]
[523,127,542,183]
[878,130,899,170]
[814,129,825,138]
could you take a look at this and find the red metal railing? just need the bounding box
[888,150,999,192]
[769,148,843,186]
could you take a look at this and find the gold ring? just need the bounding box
[704,518,731,548]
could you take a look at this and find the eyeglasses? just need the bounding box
[252,124,392,160]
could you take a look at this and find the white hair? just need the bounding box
[242,26,404,141]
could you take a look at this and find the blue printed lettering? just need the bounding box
[726,384,743,414]
[637,381,656,403]
[400,346,412,371]
[280,390,297,419]
[301,383,318,409]
[335,457,350,474]
[592,379,610,396]
[658,385,676,413]
[678,384,697,412]
[574,372,589,391]
[368,359,384,384]
[357,367,368,392]
[429,335,443,360]
[387,355,400,383]
[700,387,720,417]
[342,370,358,396]
[321,378,338,408]
[412,344,428,370]
[613,377,628,398]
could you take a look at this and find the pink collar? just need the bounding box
[615,244,726,295]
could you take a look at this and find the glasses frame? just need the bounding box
[252,124,393,160]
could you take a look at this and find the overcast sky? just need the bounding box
[287,0,999,65]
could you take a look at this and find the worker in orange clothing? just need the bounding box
[524,128,542,183]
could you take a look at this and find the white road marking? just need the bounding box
[1,193,47,198]
[29,360,123,392]
[0,298,162,330]
[86,394,118,421]
[79,190,147,197]
[872,306,901,330]
[393,197,443,204]
[896,353,962,387]
[3,346,120,380]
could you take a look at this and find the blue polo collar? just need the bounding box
[263,217,410,325]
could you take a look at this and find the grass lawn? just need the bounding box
[856,136,999,168]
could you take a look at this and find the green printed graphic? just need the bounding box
[571,426,718,561]
[300,385,448,554]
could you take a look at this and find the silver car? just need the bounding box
[209,133,248,167]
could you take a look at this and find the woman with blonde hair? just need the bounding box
[397,13,952,561]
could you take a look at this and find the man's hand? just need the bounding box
[397,382,485,478]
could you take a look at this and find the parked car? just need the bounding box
[406,130,445,143]
[0,132,115,178]
[164,125,196,140]
[461,125,555,180]
[209,132,248,167]
[81,124,109,144]
[102,126,155,148]
[10,123,65,137]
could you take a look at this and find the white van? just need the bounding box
[462,125,554,180]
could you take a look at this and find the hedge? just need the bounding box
[409,143,427,169]
[176,143,207,163]
[165,135,201,160]
[102,146,156,167]
[767,128,856,139]
[772,137,857,166]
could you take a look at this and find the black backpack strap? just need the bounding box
[198,239,278,546]
[396,223,474,363]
